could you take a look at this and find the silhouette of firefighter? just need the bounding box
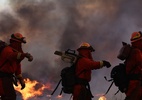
[124,31,142,100]
[0,33,33,100]
[73,42,111,100]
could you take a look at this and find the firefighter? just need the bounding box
[73,42,111,100]
[124,31,142,100]
[0,33,33,100]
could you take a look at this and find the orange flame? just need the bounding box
[14,78,51,100]
[98,96,107,100]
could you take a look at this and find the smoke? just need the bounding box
[0,12,20,41]
[0,0,142,99]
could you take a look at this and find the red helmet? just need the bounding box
[11,33,26,43]
[130,31,142,43]
[77,42,95,52]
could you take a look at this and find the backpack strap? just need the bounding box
[86,82,94,98]
[103,81,114,96]
[114,90,119,95]
[104,74,121,95]
[51,79,62,95]
[59,89,63,95]
[0,60,8,69]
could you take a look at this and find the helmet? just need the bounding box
[130,31,142,43]
[77,42,95,52]
[11,33,26,43]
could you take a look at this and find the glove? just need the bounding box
[103,60,111,68]
[18,77,25,90]
[25,53,33,62]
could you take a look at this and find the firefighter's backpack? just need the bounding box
[104,63,129,95]
[111,63,129,93]
[60,63,77,94]
[0,40,7,54]
[51,52,80,95]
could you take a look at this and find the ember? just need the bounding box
[98,96,107,100]
[56,95,62,99]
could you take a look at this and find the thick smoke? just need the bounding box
[0,12,20,41]
[0,0,142,99]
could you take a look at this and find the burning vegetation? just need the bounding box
[14,78,107,100]
[14,78,52,100]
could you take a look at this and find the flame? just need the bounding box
[14,78,51,100]
[98,96,107,100]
